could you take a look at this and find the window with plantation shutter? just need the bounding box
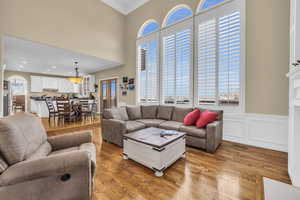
[137,32,159,104]
[196,0,242,109]
[198,19,217,104]
[218,11,241,105]
[161,19,193,105]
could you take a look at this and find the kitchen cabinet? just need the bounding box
[31,76,43,93]
[43,77,58,90]
[58,78,80,93]
[31,76,80,93]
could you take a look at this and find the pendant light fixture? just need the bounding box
[68,61,82,84]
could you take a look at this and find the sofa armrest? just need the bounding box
[101,119,126,147]
[206,120,223,153]
[48,131,93,151]
[0,151,91,186]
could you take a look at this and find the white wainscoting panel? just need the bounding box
[223,113,288,152]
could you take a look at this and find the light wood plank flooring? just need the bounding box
[43,120,290,200]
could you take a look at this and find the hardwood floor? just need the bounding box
[42,116,100,134]
[43,120,290,200]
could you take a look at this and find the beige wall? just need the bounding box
[95,0,290,116]
[0,0,125,64]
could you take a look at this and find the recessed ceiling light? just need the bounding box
[19,65,24,68]
[52,66,57,69]
[17,69,21,71]
[22,61,27,64]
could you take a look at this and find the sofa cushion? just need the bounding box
[136,119,166,127]
[196,110,218,128]
[157,106,174,120]
[180,125,206,138]
[0,155,8,174]
[172,107,193,122]
[141,105,158,119]
[0,113,50,165]
[159,121,183,131]
[126,106,142,120]
[125,121,146,133]
[184,109,201,126]
[103,107,128,121]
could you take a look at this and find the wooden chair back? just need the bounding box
[79,100,91,113]
[45,98,56,113]
[56,97,72,114]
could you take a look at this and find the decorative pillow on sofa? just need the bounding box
[196,110,218,128]
[157,106,174,120]
[172,107,193,122]
[183,109,201,126]
[141,105,158,119]
[126,106,142,120]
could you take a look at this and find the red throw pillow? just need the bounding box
[183,109,201,126]
[196,110,218,128]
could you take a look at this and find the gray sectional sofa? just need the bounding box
[101,105,223,153]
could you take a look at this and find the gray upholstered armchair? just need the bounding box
[0,113,96,200]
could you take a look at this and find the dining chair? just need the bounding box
[56,97,76,122]
[45,98,58,122]
[79,99,92,120]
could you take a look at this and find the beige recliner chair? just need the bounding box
[0,113,96,200]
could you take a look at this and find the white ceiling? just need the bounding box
[3,36,121,77]
[102,0,150,15]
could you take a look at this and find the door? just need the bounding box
[100,78,118,113]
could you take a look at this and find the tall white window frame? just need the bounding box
[136,31,160,105]
[194,0,245,112]
[160,18,194,106]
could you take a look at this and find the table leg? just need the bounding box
[123,154,129,160]
[155,171,164,177]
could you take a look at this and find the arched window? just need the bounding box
[197,0,225,11]
[138,20,160,37]
[163,5,193,27]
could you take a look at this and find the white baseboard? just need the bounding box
[223,113,288,152]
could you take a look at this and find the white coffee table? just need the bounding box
[123,127,186,177]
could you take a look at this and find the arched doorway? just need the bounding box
[7,76,28,114]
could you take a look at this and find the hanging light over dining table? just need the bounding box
[68,61,83,84]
